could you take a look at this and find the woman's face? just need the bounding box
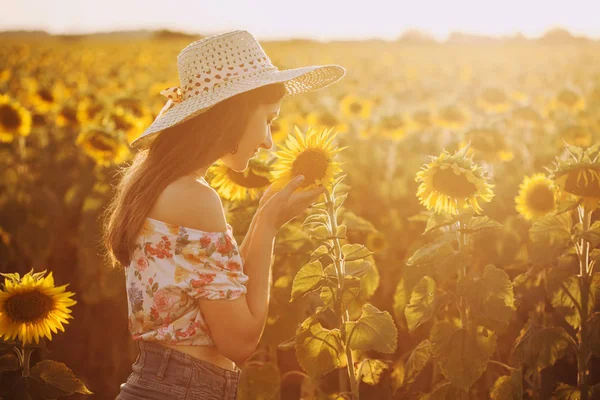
[221,101,281,171]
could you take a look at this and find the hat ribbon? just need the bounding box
[155,86,183,119]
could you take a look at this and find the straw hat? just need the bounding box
[131,30,346,149]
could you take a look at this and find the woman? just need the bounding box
[103,30,345,399]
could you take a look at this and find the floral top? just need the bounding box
[125,217,249,346]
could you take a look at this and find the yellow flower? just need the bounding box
[556,124,592,148]
[545,88,586,115]
[365,231,389,253]
[461,127,513,163]
[476,87,511,113]
[377,114,415,140]
[270,125,346,193]
[411,109,433,130]
[515,174,558,220]
[547,143,600,211]
[306,110,348,136]
[340,94,373,120]
[415,144,495,214]
[511,106,541,125]
[0,94,32,143]
[208,156,272,202]
[0,269,77,345]
[76,126,130,166]
[434,105,471,130]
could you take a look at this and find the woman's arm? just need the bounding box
[239,212,277,352]
[238,207,262,262]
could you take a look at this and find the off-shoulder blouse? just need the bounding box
[124,217,249,346]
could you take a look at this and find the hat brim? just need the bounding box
[130,64,346,149]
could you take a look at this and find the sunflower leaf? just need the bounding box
[588,312,600,357]
[460,216,502,234]
[302,213,330,227]
[320,275,361,315]
[509,323,570,374]
[404,339,432,386]
[336,224,347,239]
[310,245,331,261]
[334,192,349,210]
[344,259,372,277]
[344,303,397,353]
[341,210,378,233]
[29,360,93,395]
[490,369,523,400]
[405,276,437,332]
[423,212,456,235]
[356,358,389,386]
[430,322,496,391]
[290,261,326,302]
[341,243,373,261]
[308,225,331,240]
[295,316,344,380]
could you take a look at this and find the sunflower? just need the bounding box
[365,231,389,253]
[27,83,64,114]
[434,105,471,130]
[55,102,80,128]
[515,174,558,220]
[476,87,512,113]
[546,143,600,211]
[270,125,346,193]
[306,110,348,136]
[461,127,514,163]
[340,94,373,120]
[0,269,77,345]
[556,124,593,148]
[411,109,433,130]
[208,155,272,202]
[0,94,32,143]
[76,126,130,166]
[545,88,586,115]
[511,106,542,125]
[415,144,495,214]
[100,106,148,144]
[377,113,415,140]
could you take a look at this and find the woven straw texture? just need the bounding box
[131,30,346,149]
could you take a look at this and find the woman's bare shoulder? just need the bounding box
[148,176,228,232]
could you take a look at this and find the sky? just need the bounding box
[2,0,600,41]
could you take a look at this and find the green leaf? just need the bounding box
[0,353,20,372]
[490,369,523,400]
[356,358,389,386]
[308,225,331,240]
[405,276,437,332]
[341,243,373,262]
[345,303,398,354]
[588,312,600,357]
[341,210,378,233]
[423,212,456,235]
[419,381,468,400]
[302,213,329,227]
[406,236,455,267]
[29,360,93,395]
[435,247,471,281]
[336,224,347,239]
[546,269,597,330]
[461,216,502,234]
[237,362,280,400]
[334,192,349,210]
[430,322,496,391]
[481,264,516,309]
[529,212,573,246]
[295,316,344,379]
[552,383,591,400]
[320,276,361,315]
[344,259,372,277]
[392,277,409,330]
[404,340,431,386]
[509,324,570,373]
[310,245,330,261]
[291,261,325,302]
[577,220,600,248]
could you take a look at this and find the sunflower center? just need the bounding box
[4,290,53,323]
[292,149,329,185]
[440,107,464,123]
[349,102,363,115]
[38,89,54,103]
[432,167,477,198]
[0,104,21,130]
[226,169,271,189]
[525,185,555,212]
[89,134,116,152]
[557,90,579,107]
[319,112,339,126]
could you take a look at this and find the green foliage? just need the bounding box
[295,315,345,380]
[490,369,523,400]
[344,303,397,353]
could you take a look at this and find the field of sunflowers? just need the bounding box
[1,33,600,399]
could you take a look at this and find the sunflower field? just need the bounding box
[1,33,600,399]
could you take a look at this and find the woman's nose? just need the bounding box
[261,129,274,150]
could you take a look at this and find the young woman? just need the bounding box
[103,30,345,399]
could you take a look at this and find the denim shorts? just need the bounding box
[115,340,242,400]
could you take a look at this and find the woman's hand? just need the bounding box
[258,175,327,231]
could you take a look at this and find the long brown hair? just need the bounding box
[102,83,286,269]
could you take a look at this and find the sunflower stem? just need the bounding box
[456,218,469,329]
[577,204,592,400]
[324,188,359,399]
[21,342,33,377]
